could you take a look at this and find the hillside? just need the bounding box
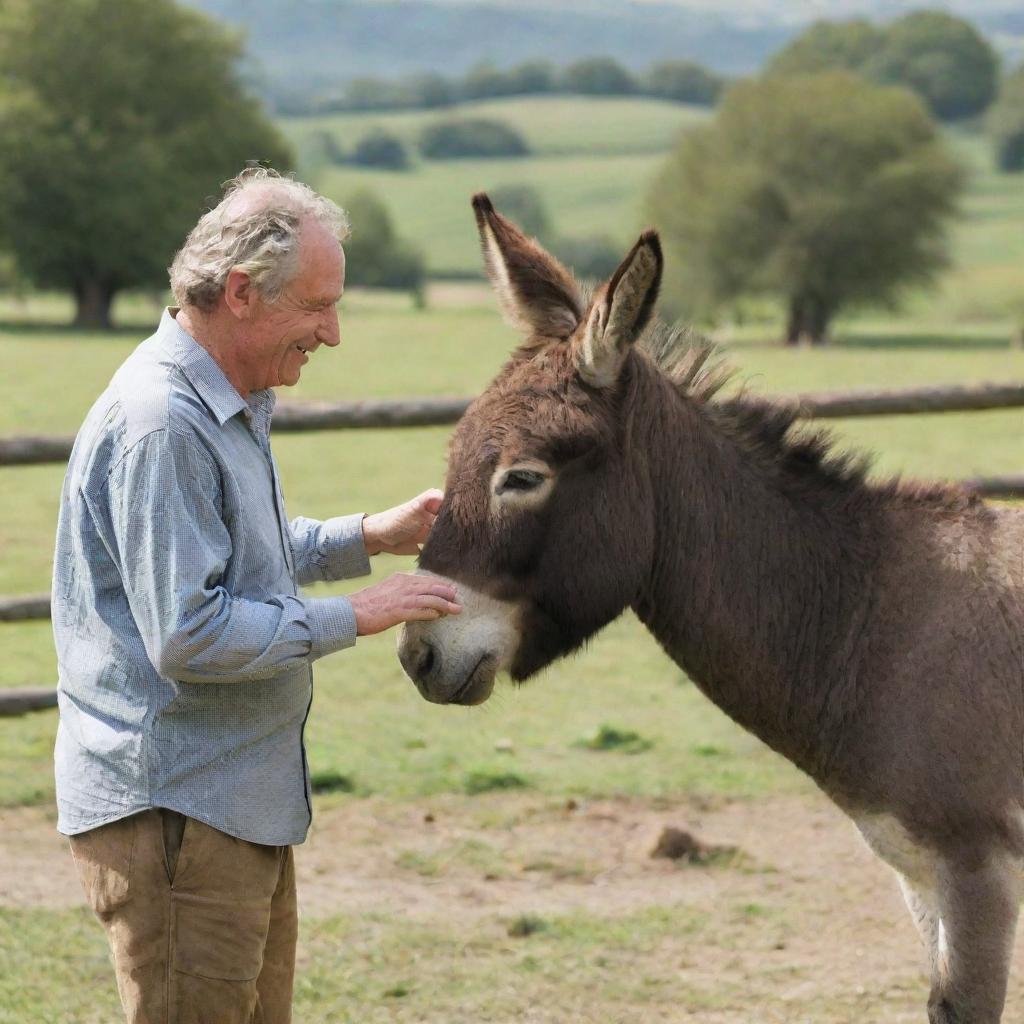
[185,0,1024,107]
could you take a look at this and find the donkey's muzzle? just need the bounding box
[397,629,496,706]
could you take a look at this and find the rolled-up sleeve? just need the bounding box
[289,514,371,585]
[90,427,358,684]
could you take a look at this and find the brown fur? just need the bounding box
[412,196,1024,1022]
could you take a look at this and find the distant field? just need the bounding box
[278,95,1024,325]
[282,96,708,159]
[280,96,706,276]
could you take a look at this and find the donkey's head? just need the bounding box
[398,194,664,705]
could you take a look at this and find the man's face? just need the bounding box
[242,220,345,392]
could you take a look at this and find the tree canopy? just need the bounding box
[648,72,964,345]
[988,64,1024,172]
[0,0,292,327]
[767,11,1000,121]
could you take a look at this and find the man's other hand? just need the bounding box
[362,489,444,556]
[348,573,461,636]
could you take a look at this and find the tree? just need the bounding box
[865,11,1000,121]
[648,73,963,345]
[988,64,1024,172]
[767,12,1000,122]
[562,57,635,96]
[767,19,885,77]
[403,72,454,110]
[341,191,425,303]
[0,0,292,329]
[461,63,517,101]
[644,61,724,105]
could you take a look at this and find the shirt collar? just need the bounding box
[156,308,275,428]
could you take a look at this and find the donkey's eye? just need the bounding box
[498,469,546,494]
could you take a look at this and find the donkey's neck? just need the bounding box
[628,362,881,783]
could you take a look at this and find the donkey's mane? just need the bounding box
[636,319,979,512]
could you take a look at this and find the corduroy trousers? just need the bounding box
[69,808,296,1024]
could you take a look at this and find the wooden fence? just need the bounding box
[3,379,1023,714]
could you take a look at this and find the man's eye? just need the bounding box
[497,469,546,494]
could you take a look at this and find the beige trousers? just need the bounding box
[69,809,296,1024]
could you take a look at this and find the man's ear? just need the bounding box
[573,230,663,388]
[223,268,257,320]
[473,193,583,339]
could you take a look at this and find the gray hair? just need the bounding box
[169,168,350,312]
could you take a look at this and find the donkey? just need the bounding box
[397,194,1024,1022]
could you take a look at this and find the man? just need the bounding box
[52,168,460,1023]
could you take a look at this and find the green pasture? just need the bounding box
[280,97,708,277]
[1,94,1022,1019]
[2,288,1024,813]
[283,96,708,159]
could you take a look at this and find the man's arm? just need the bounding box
[92,428,455,683]
[289,514,371,585]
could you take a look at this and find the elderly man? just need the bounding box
[52,168,460,1023]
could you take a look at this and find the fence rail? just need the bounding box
[3,381,1024,467]
[3,378,1023,714]
[0,688,57,716]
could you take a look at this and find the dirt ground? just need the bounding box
[4,793,1024,1021]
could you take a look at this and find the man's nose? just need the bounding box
[317,307,341,347]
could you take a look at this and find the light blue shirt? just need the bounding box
[53,309,371,845]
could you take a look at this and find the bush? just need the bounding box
[419,118,529,159]
[350,130,410,170]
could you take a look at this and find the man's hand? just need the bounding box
[348,573,461,636]
[362,489,444,556]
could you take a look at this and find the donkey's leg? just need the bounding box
[896,873,942,985]
[928,851,1020,1024]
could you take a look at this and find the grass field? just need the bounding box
[1,93,1023,1022]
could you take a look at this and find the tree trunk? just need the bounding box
[785,298,804,346]
[784,295,831,347]
[73,279,116,330]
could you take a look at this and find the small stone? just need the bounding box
[423,812,435,824]
[494,737,515,753]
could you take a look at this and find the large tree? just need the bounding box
[648,72,963,345]
[0,0,292,328]
[768,11,1000,122]
[866,10,1000,121]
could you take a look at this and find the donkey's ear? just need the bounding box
[574,230,662,388]
[473,193,583,339]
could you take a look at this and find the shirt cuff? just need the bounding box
[306,596,359,659]
[317,513,372,581]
